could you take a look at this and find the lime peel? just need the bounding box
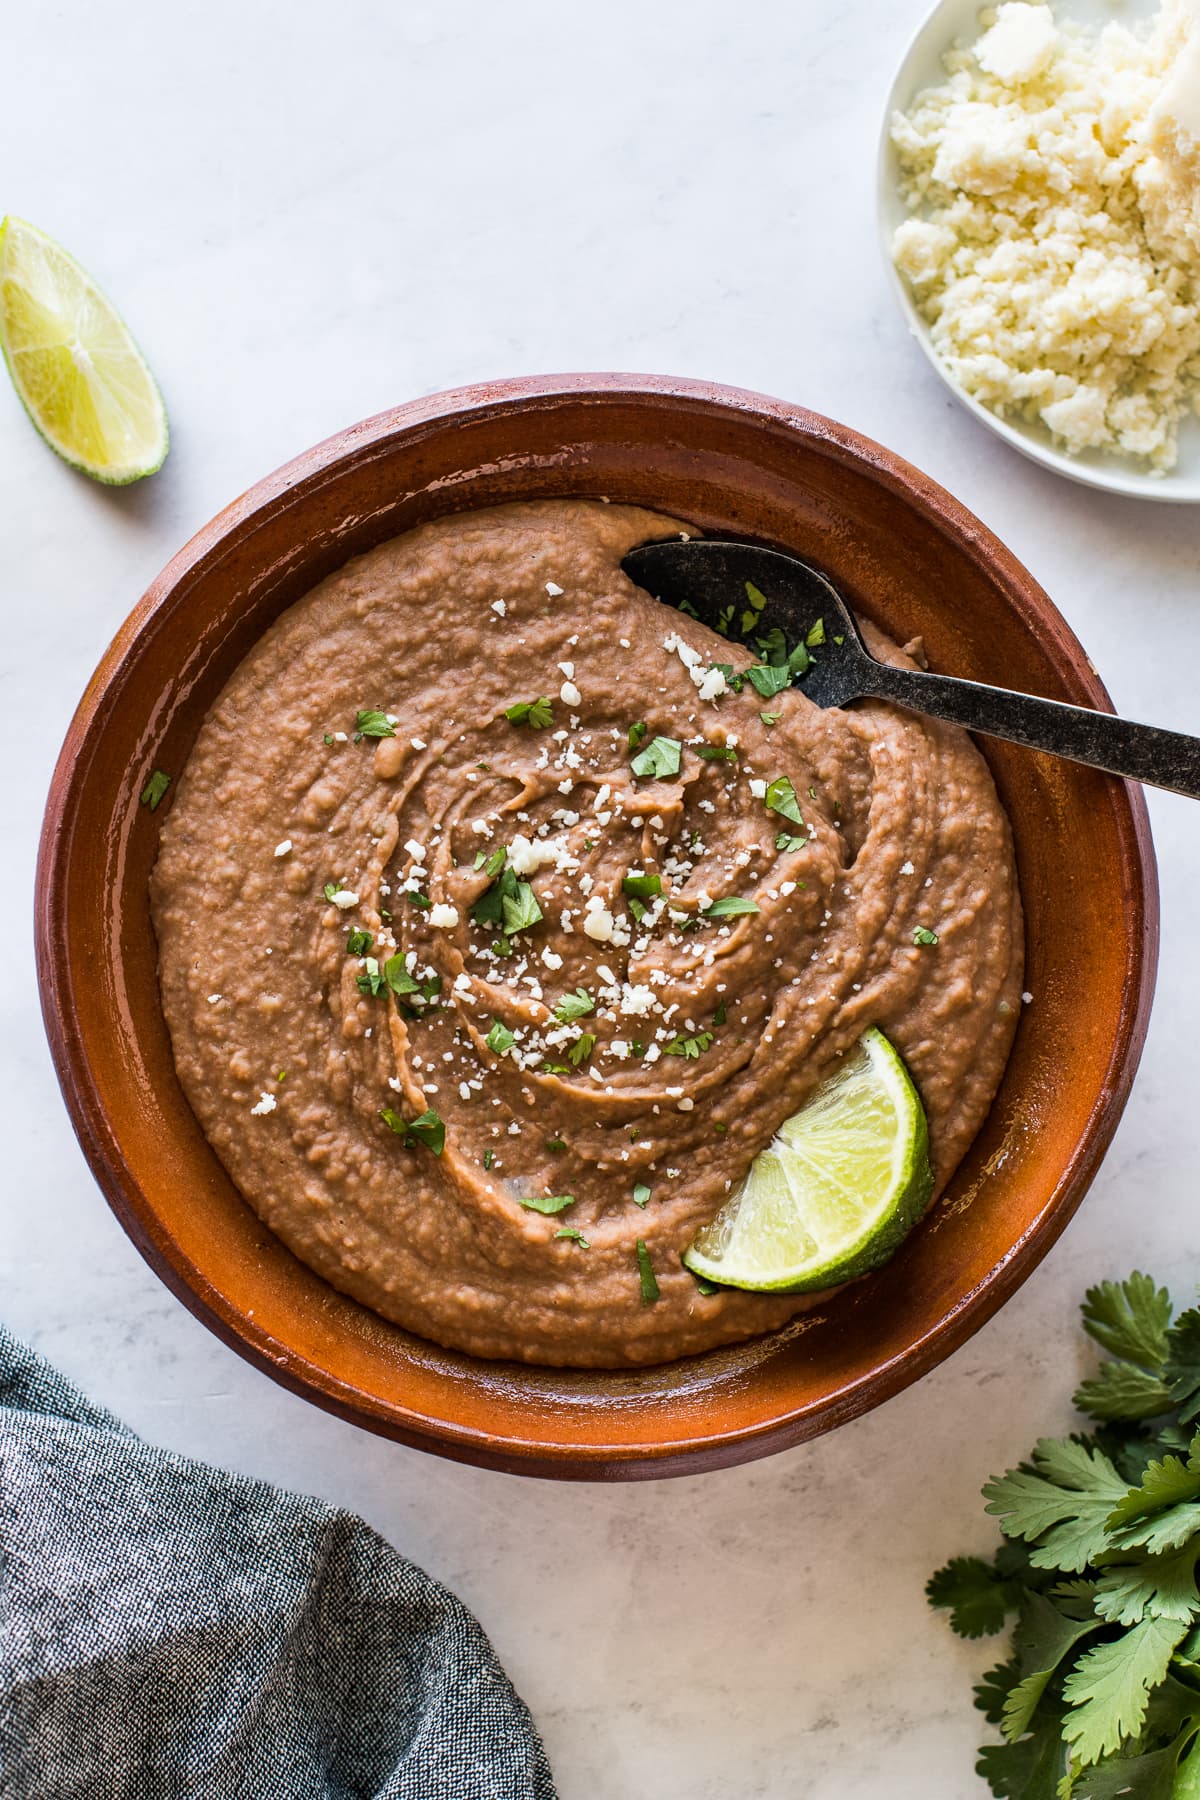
[682,1027,933,1294]
[0,215,168,485]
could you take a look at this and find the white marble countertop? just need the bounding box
[3,2,1198,1794]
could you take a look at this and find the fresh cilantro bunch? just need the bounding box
[929,1273,1200,1797]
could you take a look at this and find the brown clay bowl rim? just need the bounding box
[35,373,1159,1477]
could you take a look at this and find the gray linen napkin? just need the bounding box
[0,1327,557,1800]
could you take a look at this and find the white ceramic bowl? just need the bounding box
[878,0,1200,503]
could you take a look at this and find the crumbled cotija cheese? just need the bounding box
[891,0,1200,470]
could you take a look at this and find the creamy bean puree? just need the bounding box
[151,501,1023,1367]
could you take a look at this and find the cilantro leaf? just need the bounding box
[354,709,395,740]
[1002,1591,1101,1744]
[745,662,791,699]
[346,928,373,956]
[519,1193,575,1214]
[764,775,803,825]
[1093,1545,1200,1627]
[695,743,738,762]
[1165,1309,1200,1425]
[355,957,386,997]
[775,832,806,853]
[486,1019,515,1056]
[1106,1447,1200,1554]
[622,871,662,901]
[474,844,508,878]
[483,1149,494,1170]
[553,988,595,1023]
[501,879,543,937]
[1073,1729,1200,1800]
[974,1659,1021,1729]
[555,1226,590,1247]
[379,1107,445,1155]
[914,927,940,946]
[140,769,171,811]
[975,1711,1068,1799]
[1082,1275,1172,1373]
[633,1183,652,1208]
[664,1030,713,1060]
[636,1239,659,1305]
[567,1032,596,1067]
[703,895,760,919]
[712,662,744,693]
[1075,1360,1172,1423]
[628,720,648,751]
[383,956,440,1005]
[1062,1615,1187,1765]
[505,697,554,728]
[806,617,826,647]
[983,1438,1129,1572]
[759,710,781,726]
[741,579,768,634]
[926,1556,1021,1639]
[631,735,682,779]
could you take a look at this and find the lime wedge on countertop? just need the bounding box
[0,216,168,484]
[683,1027,933,1293]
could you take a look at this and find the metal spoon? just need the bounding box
[622,538,1200,800]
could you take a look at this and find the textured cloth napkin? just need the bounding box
[0,1327,557,1800]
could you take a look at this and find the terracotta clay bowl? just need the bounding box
[36,374,1158,1480]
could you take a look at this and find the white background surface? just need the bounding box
[2,4,1198,1796]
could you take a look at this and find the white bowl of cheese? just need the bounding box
[879,0,1200,501]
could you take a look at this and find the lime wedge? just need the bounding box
[683,1027,933,1293]
[0,216,167,484]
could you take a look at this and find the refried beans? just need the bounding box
[150,500,1023,1367]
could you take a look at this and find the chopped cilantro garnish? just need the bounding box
[833,634,845,645]
[712,661,745,693]
[504,697,554,729]
[346,928,373,956]
[379,1107,445,1155]
[324,881,346,903]
[355,957,386,997]
[628,897,647,924]
[323,733,334,746]
[716,602,735,634]
[471,867,543,938]
[695,744,738,762]
[633,1182,652,1208]
[703,895,760,919]
[636,1239,660,1305]
[665,1030,714,1059]
[765,775,804,826]
[741,579,768,635]
[555,1227,590,1247]
[713,1000,727,1026]
[568,1032,596,1067]
[491,936,513,957]
[407,891,432,910]
[519,1192,575,1214]
[775,832,806,853]
[553,988,595,1023]
[545,1136,567,1153]
[353,709,395,741]
[745,662,790,698]
[622,871,662,902]
[473,845,508,877]
[759,711,781,727]
[486,1019,515,1055]
[631,734,682,779]
[713,1121,728,1135]
[690,1267,721,1295]
[806,618,826,648]
[540,1061,569,1074]
[913,927,939,946]
[383,955,440,1004]
[140,770,171,811]
[676,596,700,619]
[483,1148,495,1170]
[628,720,648,751]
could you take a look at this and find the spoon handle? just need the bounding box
[860,662,1200,800]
